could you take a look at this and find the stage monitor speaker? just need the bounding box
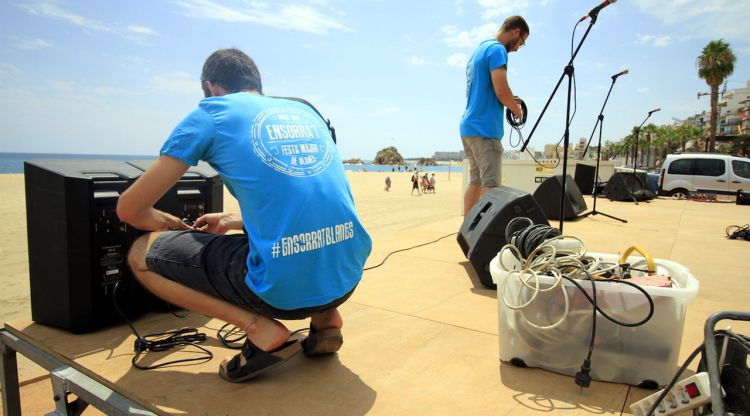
[605,172,656,201]
[127,160,223,225]
[458,186,549,288]
[574,164,596,195]
[24,160,151,333]
[738,190,750,205]
[532,174,587,220]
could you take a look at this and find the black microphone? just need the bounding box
[611,69,629,80]
[580,0,617,21]
[648,108,661,115]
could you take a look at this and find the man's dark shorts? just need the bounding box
[144,230,355,320]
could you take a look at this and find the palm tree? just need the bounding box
[642,123,658,167]
[697,39,736,152]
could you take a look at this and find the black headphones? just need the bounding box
[506,97,527,127]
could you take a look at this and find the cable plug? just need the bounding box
[575,359,592,389]
[133,338,151,353]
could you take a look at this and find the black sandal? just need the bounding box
[219,337,302,383]
[301,327,343,356]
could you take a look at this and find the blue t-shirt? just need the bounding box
[459,39,509,140]
[161,93,372,310]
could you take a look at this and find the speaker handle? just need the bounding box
[468,201,492,232]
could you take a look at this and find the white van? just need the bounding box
[659,153,750,198]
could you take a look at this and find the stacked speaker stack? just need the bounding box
[25,159,223,333]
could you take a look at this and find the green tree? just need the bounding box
[641,123,658,167]
[675,124,704,153]
[729,134,750,157]
[697,39,736,152]
[652,125,675,162]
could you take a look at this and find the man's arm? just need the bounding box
[193,212,243,234]
[491,66,523,118]
[116,155,192,231]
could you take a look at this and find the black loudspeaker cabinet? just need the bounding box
[605,172,656,202]
[574,164,596,195]
[458,186,549,288]
[24,160,151,333]
[737,189,750,205]
[532,174,587,220]
[128,160,223,225]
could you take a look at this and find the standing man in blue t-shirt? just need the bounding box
[460,16,529,216]
[117,48,372,382]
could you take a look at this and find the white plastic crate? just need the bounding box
[490,251,699,386]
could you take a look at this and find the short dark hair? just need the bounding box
[201,48,262,94]
[501,16,529,37]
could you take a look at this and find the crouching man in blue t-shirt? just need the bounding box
[117,48,372,382]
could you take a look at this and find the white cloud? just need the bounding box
[636,34,672,48]
[637,87,651,94]
[127,25,158,36]
[634,0,750,41]
[151,71,200,95]
[173,0,353,35]
[477,0,530,20]
[441,0,531,49]
[446,53,467,69]
[19,2,158,43]
[441,23,497,48]
[408,56,425,66]
[0,63,22,81]
[13,37,53,50]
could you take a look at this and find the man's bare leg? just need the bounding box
[128,233,290,370]
[464,185,497,217]
[464,184,480,217]
[310,308,343,330]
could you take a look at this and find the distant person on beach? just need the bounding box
[460,16,528,216]
[385,175,392,191]
[430,173,437,193]
[117,48,372,383]
[411,170,420,195]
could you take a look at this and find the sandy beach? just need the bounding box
[0,170,464,332]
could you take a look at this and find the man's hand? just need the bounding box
[161,212,193,231]
[117,155,190,231]
[511,97,524,120]
[194,212,242,234]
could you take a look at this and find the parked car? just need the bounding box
[659,153,750,198]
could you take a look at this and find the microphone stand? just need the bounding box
[520,13,601,232]
[579,76,626,222]
[631,111,656,204]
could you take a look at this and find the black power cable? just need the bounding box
[363,232,457,271]
[112,281,212,370]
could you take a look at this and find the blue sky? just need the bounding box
[1,0,748,160]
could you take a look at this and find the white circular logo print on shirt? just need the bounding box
[250,107,333,177]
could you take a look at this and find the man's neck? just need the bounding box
[495,31,510,48]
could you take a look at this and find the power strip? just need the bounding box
[630,372,721,415]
